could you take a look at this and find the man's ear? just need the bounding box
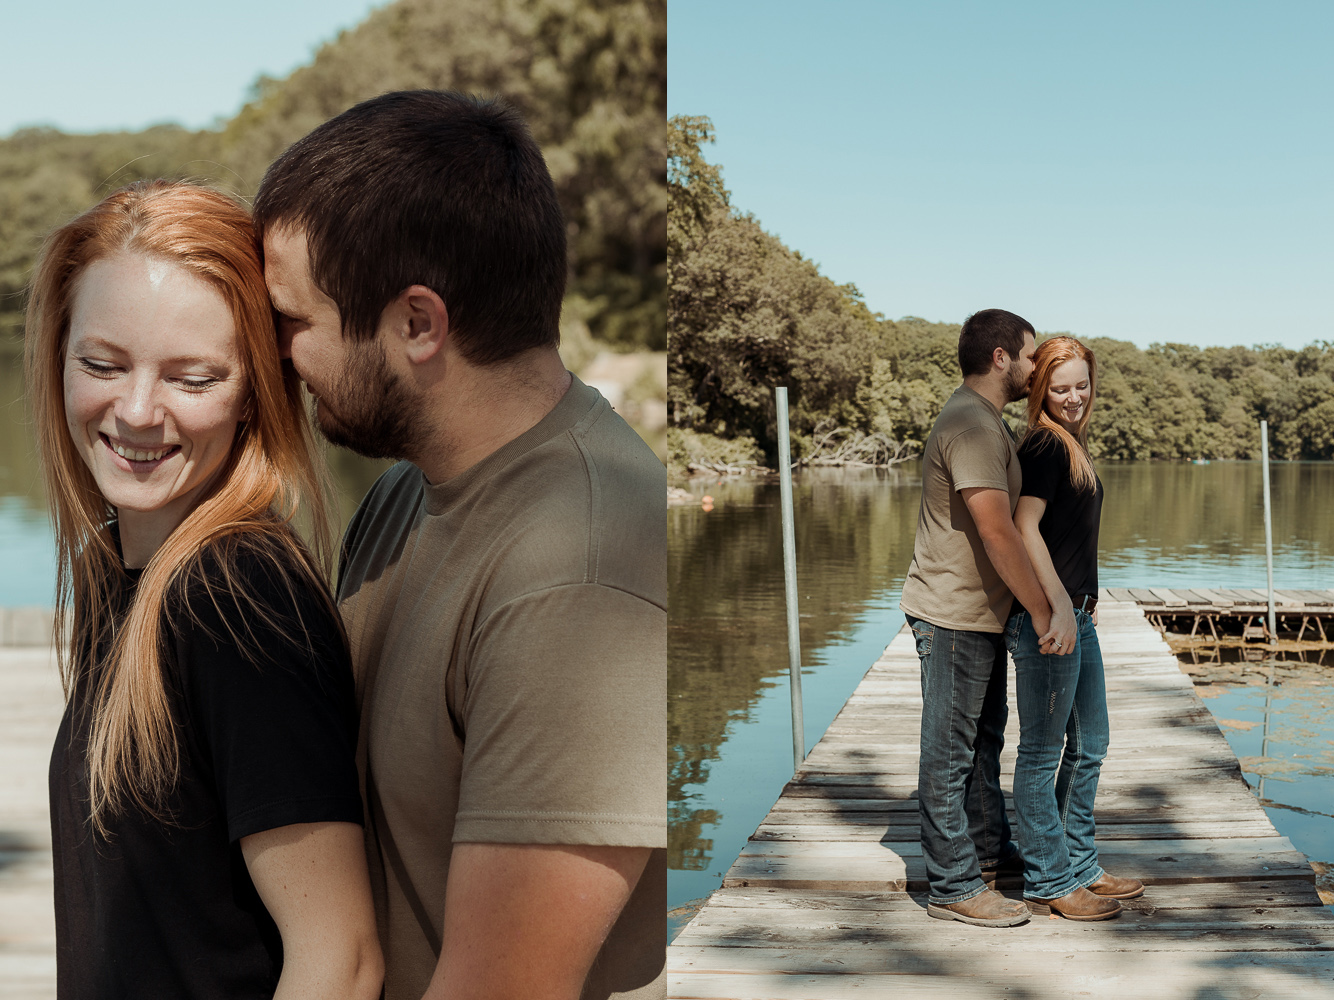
[991,345,1009,372]
[395,284,449,365]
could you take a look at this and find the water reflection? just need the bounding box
[1196,672,1334,896]
[668,462,1334,928]
[668,468,919,864]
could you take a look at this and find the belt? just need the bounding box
[1071,594,1098,613]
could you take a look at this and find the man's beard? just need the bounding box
[1003,363,1030,404]
[312,338,416,461]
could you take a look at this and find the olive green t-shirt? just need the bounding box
[899,383,1022,633]
[337,376,667,1000]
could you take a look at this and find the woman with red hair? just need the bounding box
[27,180,382,998]
[1005,336,1143,921]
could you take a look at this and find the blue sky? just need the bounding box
[2,1,386,135]
[668,0,1332,350]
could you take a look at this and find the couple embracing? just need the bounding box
[31,91,664,998]
[900,309,1142,926]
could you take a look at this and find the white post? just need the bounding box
[775,387,805,771]
[1260,419,1276,641]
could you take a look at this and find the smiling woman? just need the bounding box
[24,180,383,1000]
[64,253,247,568]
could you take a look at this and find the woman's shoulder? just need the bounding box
[167,530,341,663]
[1018,426,1065,459]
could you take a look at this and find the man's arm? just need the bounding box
[241,821,384,1000]
[1013,496,1077,652]
[960,486,1057,651]
[421,842,651,1000]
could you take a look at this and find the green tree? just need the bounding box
[1,0,666,352]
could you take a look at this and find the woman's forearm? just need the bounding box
[1017,521,1073,614]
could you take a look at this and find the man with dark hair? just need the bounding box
[899,309,1073,927]
[256,90,665,999]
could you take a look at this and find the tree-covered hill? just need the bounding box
[0,0,664,352]
[668,115,1334,470]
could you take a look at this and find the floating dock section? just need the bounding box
[1109,587,1334,641]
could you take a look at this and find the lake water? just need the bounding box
[668,462,1334,935]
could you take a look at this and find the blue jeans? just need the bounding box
[1006,609,1109,900]
[908,615,1018,904]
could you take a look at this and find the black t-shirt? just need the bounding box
[1018,428,1104,600]
[49,540,363,1000]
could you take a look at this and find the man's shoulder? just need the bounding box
[933,388,1005,437]
[488,405,666,609]
[923,391,1005,463]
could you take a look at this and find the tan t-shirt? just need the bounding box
[337,377,667,1000]
[899,383,1022,633]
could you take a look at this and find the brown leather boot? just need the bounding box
[1087,872,1144,899]
[1044,886,1122,921]
[927,888,1030,927]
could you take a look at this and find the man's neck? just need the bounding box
[412,346,573,485]
[961,374,1011,415]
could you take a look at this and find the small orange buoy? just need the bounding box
[701,494,714,512]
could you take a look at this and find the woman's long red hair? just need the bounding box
[25,180,335,834]
[1023,336,1098,492]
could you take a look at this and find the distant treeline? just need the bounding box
[668,115,1334,468]
[1,0,665,353]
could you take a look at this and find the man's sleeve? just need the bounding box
[944,424,1012,492]
[452,583,666,848]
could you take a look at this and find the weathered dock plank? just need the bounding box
[669,601,1334,999]
[0,646,60,999]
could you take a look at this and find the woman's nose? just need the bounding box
[116,373,162,428]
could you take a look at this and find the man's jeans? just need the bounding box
[908,615,1017,904]
[1005,608,1109,900]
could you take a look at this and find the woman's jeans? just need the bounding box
[1005,608,1109,900]
[908,615,1019,904]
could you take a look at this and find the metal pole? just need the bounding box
[775,387,805,770]
[1260,419,1276,641]
[1259,680,1272,802]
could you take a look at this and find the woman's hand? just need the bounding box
[1091,607,1099,627]
[1039,597,1077,655]
[241,821,383,999]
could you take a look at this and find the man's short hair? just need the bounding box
[957,309,1034,377]
[253,90,567,366]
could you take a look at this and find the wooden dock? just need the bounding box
[1110,587,1334,641]
[669,599,1334,999]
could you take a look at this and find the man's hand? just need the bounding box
[423,842,650,1000]
[1030,607,1054,653]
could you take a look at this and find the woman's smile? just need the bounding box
[99,432,181,470]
